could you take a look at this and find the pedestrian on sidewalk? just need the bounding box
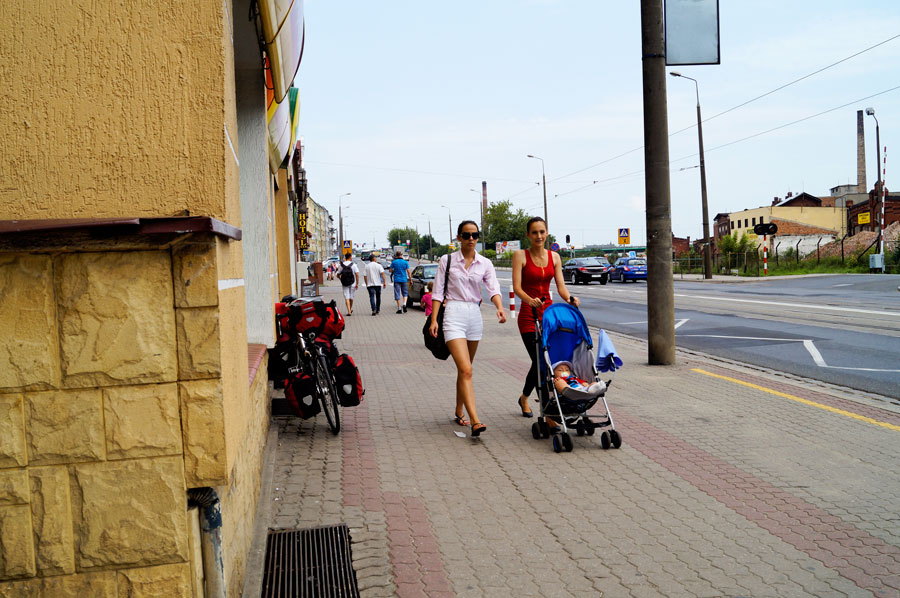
[389,250,412,314]
[429,220,506,437]
[339,255,360,316]
[512,216,579,422]
[363,254,388,315]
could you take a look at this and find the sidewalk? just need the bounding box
[254,282,900,598]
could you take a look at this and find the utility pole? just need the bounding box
[641,0,675,364]
[481,181,488,254]
[866,108,884,271]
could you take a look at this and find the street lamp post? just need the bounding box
[420,213,433,261]
[469,188,485,254]
[670,72,712,280]
[865,107,884,272]
[527,155,548,233]
[338,192,351,256]
[440,204,452,247]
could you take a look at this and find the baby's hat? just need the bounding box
[551,360,573,372]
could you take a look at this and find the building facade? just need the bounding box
[0,1,304,595]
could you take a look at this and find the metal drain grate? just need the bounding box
[262,524,360,598]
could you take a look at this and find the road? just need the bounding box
[491,272,900,401]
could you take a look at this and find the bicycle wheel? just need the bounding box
[316,350,341,434]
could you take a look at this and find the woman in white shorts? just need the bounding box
[429,221,506,436]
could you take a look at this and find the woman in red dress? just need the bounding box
[512,217,579,418]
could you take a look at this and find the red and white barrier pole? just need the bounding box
[509,286,516,319]
[763,234,768,275]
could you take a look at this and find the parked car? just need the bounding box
[562,257,611,285]
[609,257,647,283]
[407,263,438,307]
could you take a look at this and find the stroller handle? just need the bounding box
[530,297,548,319]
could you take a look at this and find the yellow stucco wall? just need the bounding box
[274,169,294,299]
[0,0,235,224]
[0,241,268,595]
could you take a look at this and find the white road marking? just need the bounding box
[673,293,899,318]
[678,334,900,373]
[832,283,853,287]
[620,318,690,329]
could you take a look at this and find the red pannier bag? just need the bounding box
[289,299,325,338]
[274,302,292,343]
[284,371,320,419]
[334,354,364,407]
[317,301,345,343]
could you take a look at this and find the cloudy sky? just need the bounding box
[294,0,899,250]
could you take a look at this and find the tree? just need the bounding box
[419,233,438,259]
[716,231,755,255]
[386,227,419,251]
[484,200,533,249]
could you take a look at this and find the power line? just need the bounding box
[306,160,535,185]
[551,33,900,183]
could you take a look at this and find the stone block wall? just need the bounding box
[0,239,268,596]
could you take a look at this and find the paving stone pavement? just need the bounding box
[265,283,900,598]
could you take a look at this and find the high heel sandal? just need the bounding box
[453,413,470,426]
[517,396,533,418]
[471,422,487,437]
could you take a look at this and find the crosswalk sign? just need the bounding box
[618,228,630,245]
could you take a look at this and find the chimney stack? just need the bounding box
[857,110,867,193]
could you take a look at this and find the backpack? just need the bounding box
[288,299,325,338]
[334,354,364,407]
[339,263,355,286]
[284,371,320,419]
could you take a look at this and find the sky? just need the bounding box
[294,1,899,250]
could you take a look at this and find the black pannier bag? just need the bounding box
[284,372,320,419]
[334,353,364,407]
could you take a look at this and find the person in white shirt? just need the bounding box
[338,256,360,315]
[363,255,388,315]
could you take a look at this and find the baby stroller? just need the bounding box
[530,302,622,453]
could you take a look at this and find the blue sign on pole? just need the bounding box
[550,242,560,252]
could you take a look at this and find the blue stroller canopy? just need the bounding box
[541,303,593,373]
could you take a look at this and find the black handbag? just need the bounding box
[423,254,452,360]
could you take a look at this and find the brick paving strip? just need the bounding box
[342,400,454,597]
[615,361,900,598]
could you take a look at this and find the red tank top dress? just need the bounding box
[517,250,554,334]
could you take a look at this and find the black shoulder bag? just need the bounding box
[423,254,452,360]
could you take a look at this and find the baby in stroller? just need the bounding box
[552,361,606,397]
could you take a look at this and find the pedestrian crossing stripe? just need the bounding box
[692,368,900,432]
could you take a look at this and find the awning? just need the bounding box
[260,0,305,105]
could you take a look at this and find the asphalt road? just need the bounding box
[490,273,900,401]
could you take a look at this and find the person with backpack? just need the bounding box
[338,255,360,315]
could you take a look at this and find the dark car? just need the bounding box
[609,257,647,283]
[562,257,611,285]
[407,263,438,306]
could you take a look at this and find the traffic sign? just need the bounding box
[342,240,352,249]
[628,251,636,258]
[618,228,630,245]
[550,242,560,252]
[753,223,778,235]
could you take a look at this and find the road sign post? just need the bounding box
[618,228,630,245]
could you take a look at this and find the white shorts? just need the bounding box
[342,285,357,300]
[442,301,483,342]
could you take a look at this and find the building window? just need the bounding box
[744,219,748,227]
[752,218,756,226]
[759,216,764,223]
[730,222,734,230]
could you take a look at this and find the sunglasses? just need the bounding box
[459,231,480,240]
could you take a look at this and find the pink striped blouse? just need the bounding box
[431,251,502,304]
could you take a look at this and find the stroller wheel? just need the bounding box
[575,421,585,437]
[600,430,611,449]
[531,422,542,440]
[539,420,550,439]
[586,422,596,436]
[552,434,562,453]
[609,429,622,449]
[561,433,574,452]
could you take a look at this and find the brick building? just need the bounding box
[846,188,900,237]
